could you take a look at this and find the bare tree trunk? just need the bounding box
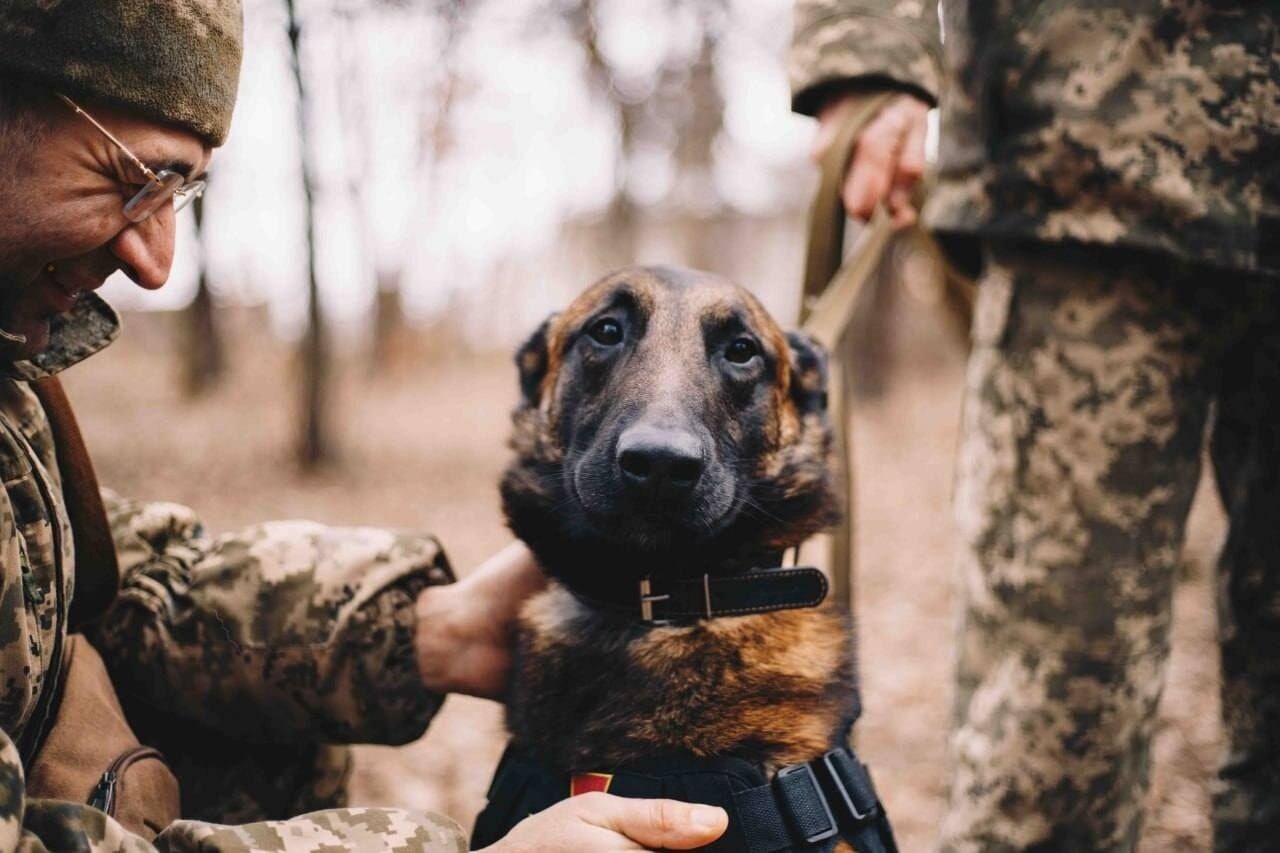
[181,191,225,396]
[673,34,723,271]
[369,269,404,372]
[285,0,334,469]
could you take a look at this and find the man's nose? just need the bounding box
[616,424,706,501]
[108,205,176,290]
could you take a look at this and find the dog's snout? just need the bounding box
[617,426,705,498]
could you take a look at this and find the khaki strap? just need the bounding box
[800,92,896,324]
[31,377,120,630]
[798,97,977,617]
[798,95,894,614]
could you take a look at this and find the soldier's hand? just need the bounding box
[478,792,729,851]
[810,92,930,229]
[414,541,545,699]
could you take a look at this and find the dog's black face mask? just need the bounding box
[502,266,838,591]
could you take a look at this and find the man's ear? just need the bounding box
[786,330,828,415]
[516,314,557,406]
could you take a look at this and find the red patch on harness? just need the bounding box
[570,772,614,796]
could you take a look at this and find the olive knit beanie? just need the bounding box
[0,0,243,146]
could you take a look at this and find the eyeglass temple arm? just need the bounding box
[55,93,161,184]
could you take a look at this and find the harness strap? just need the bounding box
[733,746,897,853]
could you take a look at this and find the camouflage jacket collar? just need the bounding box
[1,294,120,381]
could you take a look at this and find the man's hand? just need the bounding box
[478,792,729,852]
[414,541,545,699]
[811,92,930,229]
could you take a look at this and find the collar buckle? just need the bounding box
[638,577,671,624]
[638,574,715,623]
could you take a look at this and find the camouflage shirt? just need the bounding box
[0,295,468,851]
[790,1,1280,275]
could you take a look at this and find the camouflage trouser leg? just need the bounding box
[939,242,1227,852]
[1208,285,1280,850]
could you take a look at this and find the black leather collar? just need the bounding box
[569,567,829,625]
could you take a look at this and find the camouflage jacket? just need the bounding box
[790,1,1280,275]
[0,295,468,851]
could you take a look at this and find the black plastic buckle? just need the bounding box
[819,748,879,823]
[774,762,838,844]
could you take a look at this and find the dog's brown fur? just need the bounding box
[500,265,857,776]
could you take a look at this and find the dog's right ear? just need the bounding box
[516,314,557,406]
[785,330,829,415]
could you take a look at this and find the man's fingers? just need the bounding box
[897,104,929,181]
[810,92,932,223]
[583,794,728,850]
[843,115,905,220]
[886,104,929,228]
[887,182,918,229]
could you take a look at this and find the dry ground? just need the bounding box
[64,302,1223,851]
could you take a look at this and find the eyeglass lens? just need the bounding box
[122,171,185,223]
[173,181,207,214]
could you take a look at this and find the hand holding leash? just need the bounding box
[810,92,930,229]
[476,792,728,852]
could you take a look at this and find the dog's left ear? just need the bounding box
[516,314,557,406]
[786,330,829,414]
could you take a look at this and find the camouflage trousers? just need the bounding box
[940,241,1280,852]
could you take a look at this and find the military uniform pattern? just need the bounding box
[1,725,467,852]
[948,242,1280,851]
[0,293,468,850]
[789,0,942,114]
[791,2,1280,848]
[790,1,1280,276]
[155,808,467,853]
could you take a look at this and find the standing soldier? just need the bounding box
[0,2,728,850]
[791,1,1279,850]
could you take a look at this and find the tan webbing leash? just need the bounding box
[797,94,895,614]
[797,95,975,614]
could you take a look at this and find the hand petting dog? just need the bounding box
[414,542,545,699]
[477,793,728,852]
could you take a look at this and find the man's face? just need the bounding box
[0,96,212,357]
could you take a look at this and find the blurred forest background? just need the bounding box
[65,0,1224,849]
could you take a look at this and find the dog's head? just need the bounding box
[502,265,839,588]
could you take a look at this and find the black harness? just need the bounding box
[474,568,899,853]
[471,744,897,852]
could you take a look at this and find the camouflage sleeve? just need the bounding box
[90,490,456,745]
[154,809,467,853]
[0,726,154,852]
[790,0,943,115]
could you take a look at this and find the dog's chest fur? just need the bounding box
[506,584,858,773]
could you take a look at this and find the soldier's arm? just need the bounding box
[790,0,942,114]
[1,728,469,853]
[89,490,455,745]
[791,0,942,227]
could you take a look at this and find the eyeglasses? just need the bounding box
[56,93,206,223]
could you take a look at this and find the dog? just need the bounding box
[472,266,896,853]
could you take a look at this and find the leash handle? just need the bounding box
[798,95,895,616]
[800,92,895,332]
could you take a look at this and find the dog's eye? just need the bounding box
[725,337,760,364]
[588,318,624,346]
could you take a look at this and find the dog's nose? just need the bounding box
[616,426,705,499]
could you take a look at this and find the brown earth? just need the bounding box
[64,300,1223,851]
